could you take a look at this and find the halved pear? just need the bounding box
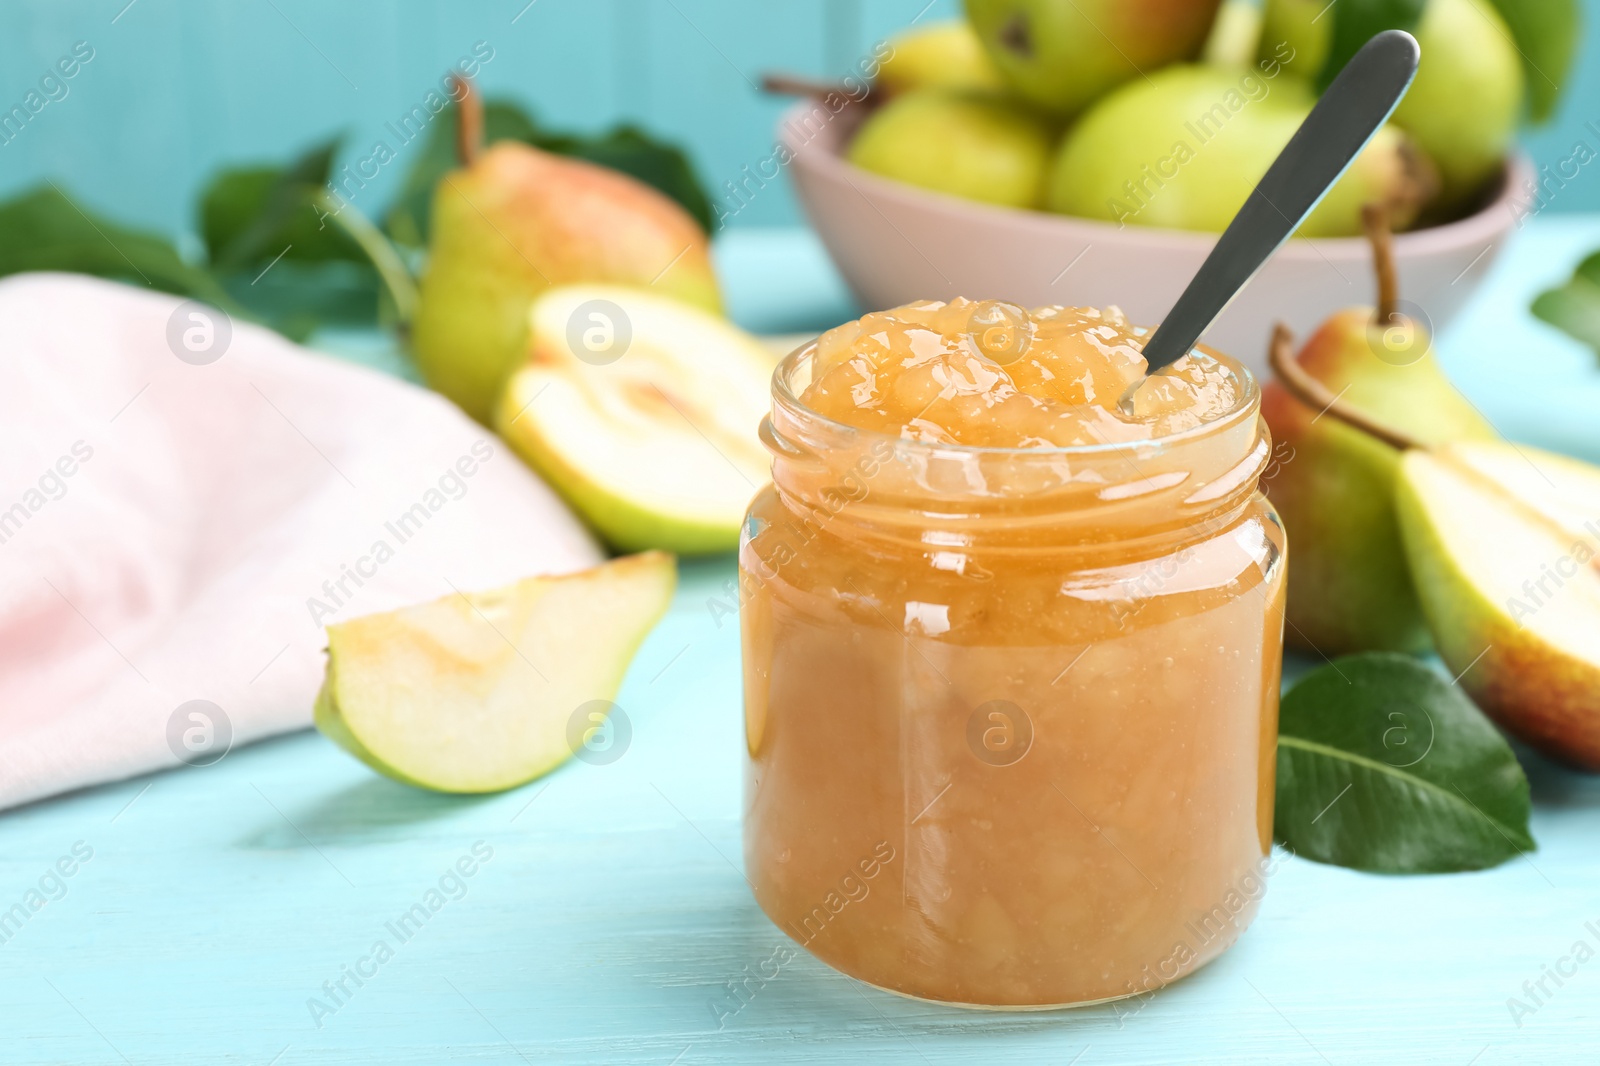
[1395,444,1600,768]
[496,285,774,554]
[314,552,676,792]
[1444,441,1600,554]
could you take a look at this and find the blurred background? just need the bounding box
[4,0,1598,239]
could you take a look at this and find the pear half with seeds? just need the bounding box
[1395,442,1600,768]
[496,284,774,554]
[315,552,676,792]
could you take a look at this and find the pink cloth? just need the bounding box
[0,274,601,810]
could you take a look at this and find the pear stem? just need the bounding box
[1268,323,1424,452]
[314,190,419,328]
[452,73,483,167]
[760,72,875,105]
[1362,203,1400,325]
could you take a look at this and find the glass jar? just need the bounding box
[739,341,1286,1009]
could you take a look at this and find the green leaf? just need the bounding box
[382,98,714,246]
[213,260,381,344]
[1483,0,1580,123]
[1274,653,1534,873]
[0,184,233,306]
[534,125,715,233]
[198,139,421,336]
[1532,251,1600,359]
[199,138,363,270]
[1316,0,1426,92]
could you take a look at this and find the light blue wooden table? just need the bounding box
[3,219,1600,1065]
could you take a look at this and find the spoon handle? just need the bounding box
[1139,29,1421,374]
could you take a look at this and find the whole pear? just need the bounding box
[848,89,1056,209]
[413,89,720,424]
[1393,0,1523,212]
[965,0,1224,116]
[1202,0,1266,68]
[1261,211,1496,655]
[1255,0,1327,76]
[1046,65,1435,235]
[1259,0,1524,213]
[876,21,1006,95]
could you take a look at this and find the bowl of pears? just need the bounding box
[779,0,1564,376]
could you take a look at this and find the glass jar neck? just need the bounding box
[762,343,1270,559]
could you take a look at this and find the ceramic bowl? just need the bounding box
[781,99,1530,377]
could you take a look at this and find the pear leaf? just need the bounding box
[0,181,376,343]
[200,138,363,270]
[1316,0,1426,93]
[1532,250,1600,359]
[1275,653,1534,873]
[382,98,715,247]
[535,125,715,234]
[1482,0,1580,124]
[213,260,382,343]
[198,139,408,339]
[0,184,234,307]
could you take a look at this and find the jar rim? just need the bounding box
[771,337,1262,460]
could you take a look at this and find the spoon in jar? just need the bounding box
[1126,29,1422,397]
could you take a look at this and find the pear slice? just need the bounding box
[1442,441,1600,556]
[1395,445,1600,768]
[496,285,774,554]
[314,552,676,792]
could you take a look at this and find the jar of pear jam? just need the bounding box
[739,300,1286,1009]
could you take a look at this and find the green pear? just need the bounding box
[1045,65,1436,235]
[1202,0,1265,68]
[412,126,720,424]
[1259,0,1524,213]
[1395,443,1600,768]
[1255,0,1327,78]
[496,285,773,555]
[876,20,1006,95]
[964,0,1224,116]
[1393,0,1523,212]
[315,553,676,792]
[847,89,1056,209]
[1261,310,1496,654]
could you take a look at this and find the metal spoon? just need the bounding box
[1134,29,1422,377]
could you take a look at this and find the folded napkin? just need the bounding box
[0,274,601,811]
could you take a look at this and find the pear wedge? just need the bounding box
[1394,444,1600,768]
[315,552,676,792]
[496,285,774,554]
[1444,441,1600,550]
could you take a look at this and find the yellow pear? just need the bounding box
[848,89,1056,209]
[1261,208,1495,654]
[412,82,720,424]
[876,20,1005,95]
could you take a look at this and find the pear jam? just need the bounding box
[740,299,1286,1009]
